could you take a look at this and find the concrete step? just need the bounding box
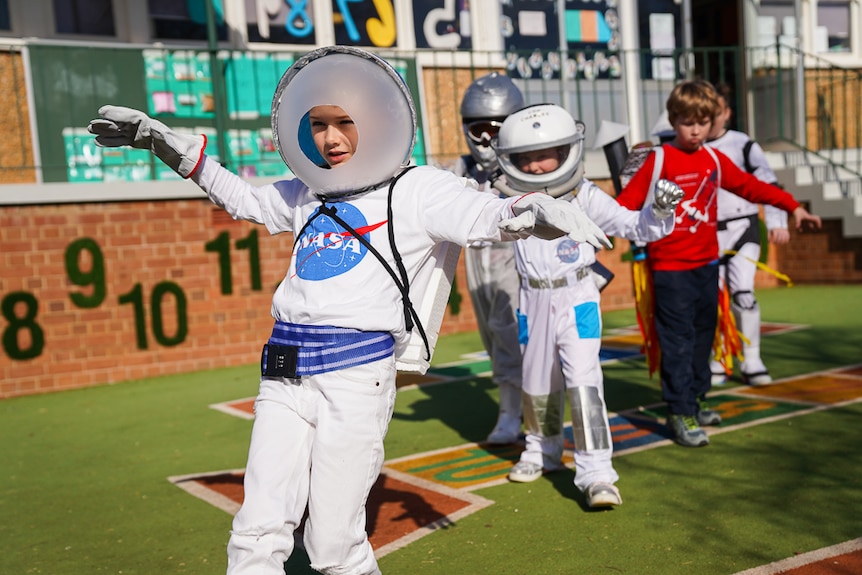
[774,166,862,237]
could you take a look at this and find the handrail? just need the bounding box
[746,41,862,198]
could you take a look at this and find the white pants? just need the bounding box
[718,218,761,303]
[517,275,618,491]
[227,358,397,575]
[464,243,523,387]
[717,217,765,371]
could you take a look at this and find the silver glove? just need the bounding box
[499,193,611,249]
[88,105,206,178]
[651,179,684,219]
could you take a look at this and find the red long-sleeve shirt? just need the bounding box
[616,143,800,271]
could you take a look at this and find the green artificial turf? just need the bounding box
[1,284,860,575]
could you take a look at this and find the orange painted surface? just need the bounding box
[741,374,862,404]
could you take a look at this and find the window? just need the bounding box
[757,0,795,38]
[0,0,9,31]
[148,0,227,42]
[816,0,850,52]
[53,0,116,36]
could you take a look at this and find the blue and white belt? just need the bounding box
[261,322,395,378]
[522,266,591,289]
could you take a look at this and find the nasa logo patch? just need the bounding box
[295,204,385,280]
[556,238,581,263]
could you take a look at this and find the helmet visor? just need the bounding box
[465,119,505,145]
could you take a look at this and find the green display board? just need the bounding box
[28,45,426,184]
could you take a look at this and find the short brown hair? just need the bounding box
[666,80,721,125]
[713,82,732,106]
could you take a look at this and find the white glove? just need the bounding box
[88,105,206,178]
[651,179,684,219]
[499,193,611,249]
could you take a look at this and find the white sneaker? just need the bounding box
[486,412,521,445]
[586,482,622,507]
[741,359,772,386]
[508,461,543,483]
[742,371,773,386]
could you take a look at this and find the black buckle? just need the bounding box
[261,344,299,379]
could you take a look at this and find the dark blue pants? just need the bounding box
[652,263,719,416]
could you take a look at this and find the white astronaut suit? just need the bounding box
[455,72,526,445]
[511,181,674,489]
[89,47,612,574]
[708,130,787,385]
[491,105,679,500]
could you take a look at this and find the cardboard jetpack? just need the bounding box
[394,240,461,374]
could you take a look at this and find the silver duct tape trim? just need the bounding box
[567,386,612,452]
[523,267,591,289]
[522,390,565,437]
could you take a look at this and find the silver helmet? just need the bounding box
[492,104,586,198]
[460,72,525,169]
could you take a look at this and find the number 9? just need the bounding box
[65,237,106,309]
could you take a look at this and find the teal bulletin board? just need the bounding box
[28,45,426,183]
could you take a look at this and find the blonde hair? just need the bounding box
[666,80,721,125]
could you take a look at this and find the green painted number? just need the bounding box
[235,229,262,291]
[151,281,188,347]
[2,291,45,360]
[118,283,148,349]
[118,282,189,350]
[205,231,232,295]
[205,229,262,295]
[66,237,106,308]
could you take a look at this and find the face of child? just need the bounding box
[708,98,732,140]
[672,116,713,152]
[309,105,359,168]
[512,147,564,174]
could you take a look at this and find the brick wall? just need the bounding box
[6,186,856,398]
[1,200,293,397]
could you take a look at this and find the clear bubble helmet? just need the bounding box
[271,45,417,197]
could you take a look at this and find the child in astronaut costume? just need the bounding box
[491,104,683,507]
[454,72,525,444]
[707,85,788,386]
[88,47,612,575]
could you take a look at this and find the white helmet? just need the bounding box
[492,104,586,198]
[271,46,416,198]
[460,72,525,169]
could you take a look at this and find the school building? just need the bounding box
[1,0,860,398]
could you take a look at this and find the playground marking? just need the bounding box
[730,537,862,575]
[168,465,493,559]
[187,324,862,562]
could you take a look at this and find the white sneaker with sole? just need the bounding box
[741,358,773,386]
[586,482,622,507]
[486,412,522,445]
[508,461,543,483]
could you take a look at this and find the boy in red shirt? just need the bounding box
[615,80,821,447]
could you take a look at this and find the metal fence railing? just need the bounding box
[1,41,860,195]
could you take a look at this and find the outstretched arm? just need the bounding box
[581,179,682,244]
[88,106,206,178]
[89,105,296,231]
